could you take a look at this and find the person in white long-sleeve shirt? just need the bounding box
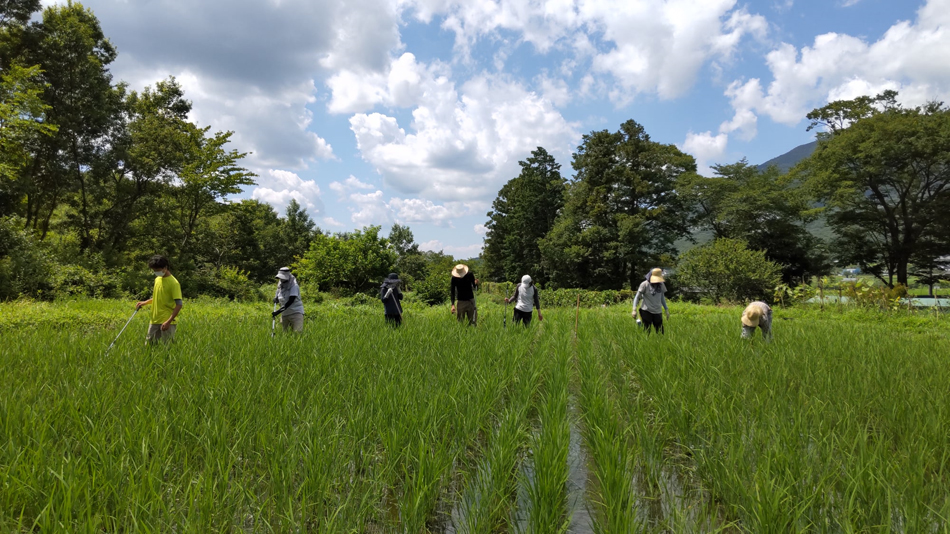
[505,275,543,326]
[632,268,670,334]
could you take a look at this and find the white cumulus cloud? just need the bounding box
[680,131,728,176]
[724,0,950,133]
[350,72,578,201]
[251,169,324,215]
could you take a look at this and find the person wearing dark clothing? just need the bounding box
[380,273,403,327]
[450,264,479,326]
[505,274,543,326]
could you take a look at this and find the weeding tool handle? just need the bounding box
[106,307,139,353]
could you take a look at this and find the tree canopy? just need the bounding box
[482,147,564,284]
[801,92,950,287]
[540,120,694,290]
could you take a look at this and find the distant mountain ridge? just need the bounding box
[757,141,818,173]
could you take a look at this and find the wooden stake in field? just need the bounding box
[819,278,825,311]
[574,294,580,344]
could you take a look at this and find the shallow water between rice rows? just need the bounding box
[1,300,948,532]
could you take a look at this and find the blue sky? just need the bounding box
[48,0,947,259]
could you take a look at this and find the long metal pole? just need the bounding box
[504,286,509,329]
[106,308,138,355]
[271,301,277,337]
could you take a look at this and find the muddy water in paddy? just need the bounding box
[439,404,733,533]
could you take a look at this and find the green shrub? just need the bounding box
[0,217,54,300]
[479,282,635,308]
[676,238,782,304]
[414,271,449,306]
[192,266,264,302]
[49,263,127,300]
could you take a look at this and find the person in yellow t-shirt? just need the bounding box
[135,255,183,344]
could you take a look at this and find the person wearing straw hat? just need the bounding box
[380,272,404,327]
[505,274,543,327]
[632,268,670,334]
[450,263,479,326]
[741,301,772,340]
[273,267,305,332]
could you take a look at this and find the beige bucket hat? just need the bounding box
[649,268,665,283]
[742,305,763,327]
[451,264,469,278]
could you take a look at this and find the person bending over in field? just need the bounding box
[136,255,183,345]
[380,273,404,327]
[505,275,543,327]
[632,268,669,334]
[450,264,479,326]
[741,301,772,341]
[273,267,305,332]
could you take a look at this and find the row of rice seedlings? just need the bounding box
[516,322,572,534]
[591,315,737,532]
[574,333,638,533]
[451,340,544,533]
[0,306,537,531]
[603,311,950,532]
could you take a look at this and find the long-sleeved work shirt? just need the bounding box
[450,272,478,304]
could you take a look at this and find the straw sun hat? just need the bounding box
[451,264,469,278]
[741,304,765,327]
[649,268,665,283]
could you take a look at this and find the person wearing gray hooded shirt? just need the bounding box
[273,267,305,332]
[632,268,669,334]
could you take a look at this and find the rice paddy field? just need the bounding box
[1,298,949,532]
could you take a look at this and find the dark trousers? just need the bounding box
[385,314,402,327]
[640,309,664,334]
[513,309,532,326]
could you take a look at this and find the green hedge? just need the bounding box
[478,282,635,308]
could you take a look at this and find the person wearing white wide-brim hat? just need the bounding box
[273,267,304,332]
[632,268,670,334]
[450,263,479,325]
[741,301,772,340]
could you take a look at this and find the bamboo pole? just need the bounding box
[574,294,580,344]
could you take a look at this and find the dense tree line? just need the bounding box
[2,1,948,303]
[0,1,326,299]
[485,94,950,293]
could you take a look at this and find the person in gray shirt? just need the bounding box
[273,267,305,332]
[632,268,670,334]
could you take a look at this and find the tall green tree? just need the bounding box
[677,160,829,284]
[276,198,318,267]
[174,129,255,256]
[0,0,40,28]
[801,91,950,287]
[388,223,419,257]
[0,64,55,212]
[483,146,564,284]
[540,120,695,289]
[102,78,195,256]
[15,3,122,244]
[191,199,283,283]
[388,223,427,283]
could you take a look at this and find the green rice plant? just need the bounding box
[2,299,949,532]
[575,335,639,533]
[518,330,572,534]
